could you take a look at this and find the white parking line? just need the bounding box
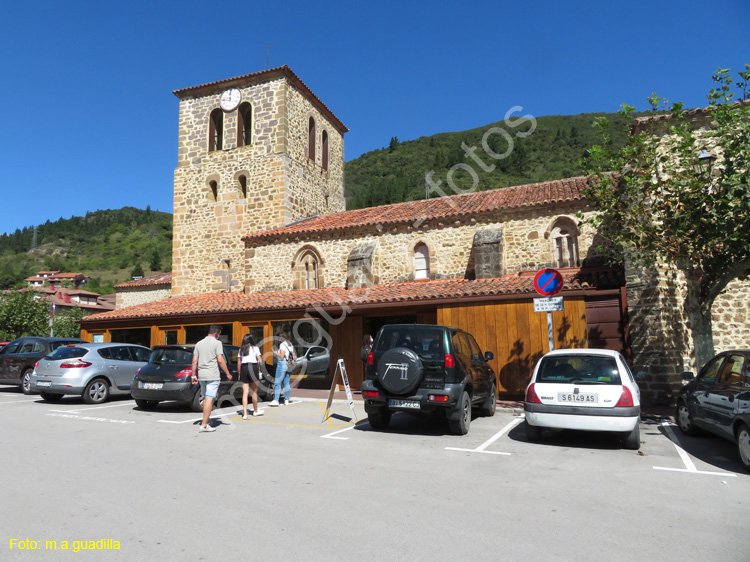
[47,412,135,424]
[67,401,137,413]
[445,415,523,455]
[653,421,738,477]
[321,425,357,440]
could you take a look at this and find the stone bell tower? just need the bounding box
[170,66,348,296]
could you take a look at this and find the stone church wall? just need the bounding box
[243,205,598,293]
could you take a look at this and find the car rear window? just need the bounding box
[47,347,88,360]
[537,355,621,385]
[150,348,193,364]
[375,327,445,358]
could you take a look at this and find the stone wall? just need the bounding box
[171,74,345,297]
[244,205,597,293]
[626,263,750,405]
[116,286,172,309]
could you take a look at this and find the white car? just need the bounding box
[524,348,642,450]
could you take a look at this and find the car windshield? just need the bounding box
[46,346,87,360]
[150,348,193,364]
[537,354,621,385]
[375,327,445,358]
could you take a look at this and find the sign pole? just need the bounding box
[547,311,554,351]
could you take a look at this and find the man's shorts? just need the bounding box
[199,380,220,399]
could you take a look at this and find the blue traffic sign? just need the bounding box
[534,269,563,297]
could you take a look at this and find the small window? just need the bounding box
[549,218,580,268]
[308,117,316,161]
[238,175,247,199]
[699,356,724,383]
[718,355,745,386]
[321,130,329,171]
[209,108,223,151]
[293,248,323,290]
[209,180,218,202]
[414,243,430,280]
[237,102,252,147]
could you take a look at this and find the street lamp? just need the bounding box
[696,150,717,175]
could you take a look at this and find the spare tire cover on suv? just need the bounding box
[376,347,424,395]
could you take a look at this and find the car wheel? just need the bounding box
[82,379,110,404]
[135,399,159,410]
[376,347,424,395]
[448,391,471,435]
[676,400,699,436]
[39,392,63,402]
[190,388,203,413]
[21,369,33,394]
[479,381,497,417]
[622,423,641,450]
[367,407,392,430]
[525,421,543,442]
[736,423,750,473]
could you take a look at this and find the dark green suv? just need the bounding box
[361,324,497,435]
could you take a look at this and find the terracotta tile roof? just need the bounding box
[243,176,589,243]
[172,65,348,134]
[115,272,173,289]
[82,267,623,324]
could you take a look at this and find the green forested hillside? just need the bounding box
[345,111,637,209]
[0,207,172,293]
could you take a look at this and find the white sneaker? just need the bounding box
[252,410,264,417]
[269,400,279,407]
[199,424,216,432]
[283,399,289,406]
[242,414,248,420]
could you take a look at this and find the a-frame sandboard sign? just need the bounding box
[322,358,358,422]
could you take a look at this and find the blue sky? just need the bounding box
[1,0,748,235]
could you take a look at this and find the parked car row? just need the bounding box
[2,331,748,471]
[0,338,329,411]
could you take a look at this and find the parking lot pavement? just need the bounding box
[2,387,748,561]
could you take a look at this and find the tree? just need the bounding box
[149,249,161,271]
[53,307,85,338]
[131,263,145,278]
[582,65,750,369]
[0,290,49,340]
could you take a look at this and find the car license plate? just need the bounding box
[558,392,597,403]
[143,383,163,390]
[389,399,420,409]
[36,381,52,387]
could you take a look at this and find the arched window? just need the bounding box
[238,175,247,199]
[208,180,218,203]
[237,102,252,147]
[293,247,324,290]
[209,108,223,152]
[321,130,329,171]
[549,218,580,268]
[413,243,430,280]
[308,117,316,162]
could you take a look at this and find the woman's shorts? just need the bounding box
[240,363,259,384]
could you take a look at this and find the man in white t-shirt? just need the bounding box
[191,325,232,432]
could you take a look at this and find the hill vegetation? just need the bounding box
[0,207,172,293]
[344,111,637,209]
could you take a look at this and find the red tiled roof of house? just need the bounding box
[242,176,589,243]
[172,65,348,134]
[82,267,623,324]
[114,272,173,289]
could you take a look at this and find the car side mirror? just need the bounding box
[484,351,494,362]
[636,371,647,380]
[680,371,695,382]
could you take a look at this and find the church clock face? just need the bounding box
[220,88,241,112]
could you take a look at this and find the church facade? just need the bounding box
[80,66,748,405]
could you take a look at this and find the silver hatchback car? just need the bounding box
[30,343,151,404]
